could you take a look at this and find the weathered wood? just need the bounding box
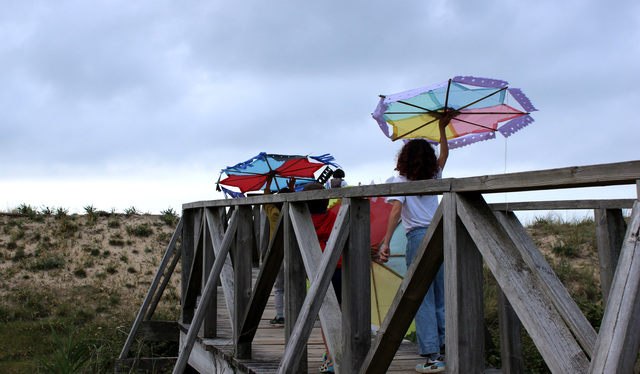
[589,202,640,374]
[494,210,597,357]
[456,193,589,373]
[490,199,635,211]
[359,204,444,374]
[173,284,428,374]
[235,205,254,359]
[278,202,349,374]
[253,205,261,267]
[183,161,640,210]
[171,162,640,374]
[283,204,308,373]
[181,210,196,323]
[205,207,236,321]
[497,284,524,374]
[259,207,270,260]
[595,208,626,305]
[444,193,485,373]
[172,209,239,374]
[238,205,285,345]
[119,217,183,359]
[181,219,205,325]
[202,213,217,338]
[146,245,182,321]
[341,198,371,373]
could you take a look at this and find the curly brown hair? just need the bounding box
[395,139,439,181]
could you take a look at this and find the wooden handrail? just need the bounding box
[183,160,640,209]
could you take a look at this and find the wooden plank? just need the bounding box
[490,199,635,211]
[589,202,640,374]
[456,193,589,373]
[359,204,445,374]
[205,207,236,321]
[341,198,371,372]
[180,210,196,323]
[181,218,205,325]
[259,208,270,260]
[202,212,217,338]
[278,202,349,374]
[172,209,239,374]
[494,210,597,357]
[146,245,182,320]
[119,217,183,358]
[594,208,626,305]
[183,161,640,210]
[253,205,261,267]
[497,284,524,374]
[283,204,308,373]
[235,205,254,359]
[176,269,429,374]
[443,193,485,373]
[238,205,285,345]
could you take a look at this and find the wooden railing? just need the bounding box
[119,160,640,373]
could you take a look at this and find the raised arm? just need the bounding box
[437,111,454,169]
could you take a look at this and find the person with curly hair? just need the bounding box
[379,111,453,373]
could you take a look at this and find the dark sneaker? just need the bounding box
[269,315,285,327]
[415,356,444,373]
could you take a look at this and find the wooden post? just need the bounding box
[496,284,524,374]
[342,198,371,372]
[283,203,308,373]
[589,202,640,373]
[202,212,217,338]
[234,205,254,359]
[259,207,270,261]
[279,201,348,373]
[444,193,485,373]
[181,218,204,325]
[595,208,626,305]
[205,207,236,322]
[180,209,196,324]
[456,193,589,373]
[252,205,261,267]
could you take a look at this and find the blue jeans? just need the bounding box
[406,227,445,356]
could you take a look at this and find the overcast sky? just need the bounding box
[1,0,638,218]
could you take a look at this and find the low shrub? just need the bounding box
[126,224,153,237]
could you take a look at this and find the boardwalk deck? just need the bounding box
[119,162,640,373]
[180,282,429,373]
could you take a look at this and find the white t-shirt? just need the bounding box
[386,172,441,233]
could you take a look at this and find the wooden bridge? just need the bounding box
[117,160,640,373]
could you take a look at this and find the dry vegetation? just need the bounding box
[0,205,618,373]
[0,205,181,373]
